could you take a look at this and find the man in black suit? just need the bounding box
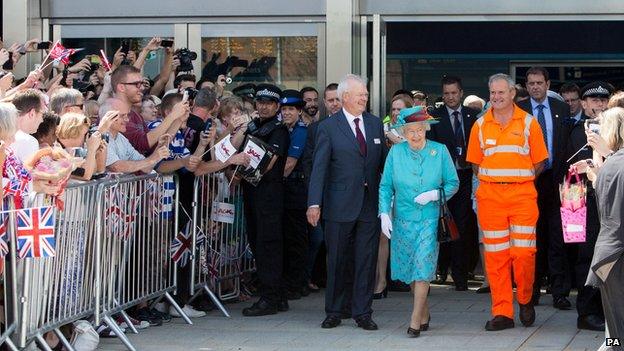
[517,67,572,310]
[307,74,388,331]
[428,75,479,291]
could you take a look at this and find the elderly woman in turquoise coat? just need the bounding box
[379,106,459,338]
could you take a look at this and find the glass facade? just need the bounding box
[200,36,317,90]
[385,21,624,104]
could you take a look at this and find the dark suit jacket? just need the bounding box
[307,110,388,222]
[427,105,479,166]
[517,97,571,182]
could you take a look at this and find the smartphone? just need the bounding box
[121,41,130,55]
[37,42,52,50]
[182,90,189,103]
[161,40,174,48]
[204,118,213,132]
[88,55,101,64]
[2,52,13,70]
[586,120,600,134]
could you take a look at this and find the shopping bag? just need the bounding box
[559,170,586,243]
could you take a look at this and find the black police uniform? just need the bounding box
[283,120,309,298]
[242,115,290,310]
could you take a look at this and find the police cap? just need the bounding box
[581,81,614,99]
[280,89,305,108]
[232,83,256,99]
[255,84,282,103]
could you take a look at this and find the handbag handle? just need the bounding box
[565,168,582,189]
[439,187,447,204]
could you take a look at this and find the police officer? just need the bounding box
[280,89,310,300]
[241,84,291,316]
[563,81,613,331]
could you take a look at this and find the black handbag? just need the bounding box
[437,187,459,243]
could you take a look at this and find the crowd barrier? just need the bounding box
[0,170,256,351]
[190,173,255,318]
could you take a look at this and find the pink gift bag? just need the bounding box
[559,170,587,243]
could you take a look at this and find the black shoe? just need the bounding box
[577,314,605,331]
[407,327,420,337]
[433,271,448,284]
[467,272,476,280]
[476,286,491,294]
[150,308,171,323]
[321,316,341,329]
[519,303,535,327]
[420,315,431,331]
[286,290,301,300]
[242,299,277,317]
[485,315,515,331]
[277,299,289,312]
[355,316,378,330]
[191,298,214,312]
[455,284,468,291]
[553,296,572,310]
[132,307,162,326]
[300,285,310,297]
[373,287,388,299]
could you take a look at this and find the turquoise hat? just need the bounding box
[392,106,439,129]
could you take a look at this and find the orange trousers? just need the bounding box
[476,182,538,319]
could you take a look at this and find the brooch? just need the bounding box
[430,149,437,156]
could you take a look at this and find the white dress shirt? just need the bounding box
[343,108,366,140]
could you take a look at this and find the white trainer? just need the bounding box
[170,304,206,318]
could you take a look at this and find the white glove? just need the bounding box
[380,213,392,239]
[414,189,440,205]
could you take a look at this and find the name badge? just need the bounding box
[374,138,381,144]
[486,139,497,146]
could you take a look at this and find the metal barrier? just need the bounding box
[0,171,251,350]
[98,174,190,351]
[15,182,100,350]
[1,197,20,351]
[190,173,255,316]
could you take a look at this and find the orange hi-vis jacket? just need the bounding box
[466,105,549,183]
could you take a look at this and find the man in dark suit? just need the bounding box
[428,75,479,291]
[307,74,388,330]
[517,67,572,310]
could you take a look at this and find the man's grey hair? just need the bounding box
[98,98,123,120]
[0,103,18,141]
[488,73,516,90]
[49,88,82,115]
[337,74,368,102]
[194,88,218,110]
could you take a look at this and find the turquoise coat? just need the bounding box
[379,140,459,221]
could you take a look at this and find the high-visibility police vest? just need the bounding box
[475,111,537,183]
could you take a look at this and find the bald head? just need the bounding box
[100,97,131,135]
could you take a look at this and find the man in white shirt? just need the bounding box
[10,89,45,162]
[100,98,170,173]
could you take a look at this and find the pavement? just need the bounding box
[98,284,604,351]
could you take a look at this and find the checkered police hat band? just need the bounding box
[256,89,280,100]
[583,86,610,98]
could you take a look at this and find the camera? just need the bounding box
[88,125,109,143]
[184,87,198,101]
[246,119,260,135]
[175,48,197,72]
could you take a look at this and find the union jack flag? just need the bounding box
[171,221,193,267]
[49,42,82,65]
[104,187,138,239]
[0,211,9,257]
[16,206,56,258]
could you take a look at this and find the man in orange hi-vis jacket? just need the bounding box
[466,73,548,331]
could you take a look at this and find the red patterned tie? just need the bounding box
[354,118,367,156]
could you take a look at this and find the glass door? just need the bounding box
[371,14,387,118]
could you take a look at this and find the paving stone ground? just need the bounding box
[99,285,604,351]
